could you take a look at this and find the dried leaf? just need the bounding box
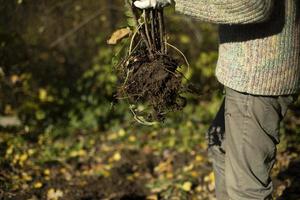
[107,28,131,45]
[195,155,204,162]
[112,152,121,161]
[33,182,43,189]
[204,171,215,183]
[154,160,172,173]
[146,194,158,200]
[181,181,192,192]
[47,188,64,200]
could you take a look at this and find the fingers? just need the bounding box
[134,0,156,9]
[133,0,171,9]
[134,0,157,9]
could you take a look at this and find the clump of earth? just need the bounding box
[116,4,187,121]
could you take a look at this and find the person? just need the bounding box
[133,0,300,199]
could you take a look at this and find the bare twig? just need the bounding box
[143,10,153,52]
[49,6,124,47]
[129,23,143,55]
[50,10,102,48]
[166,42,190,74]
[129,1,153,58]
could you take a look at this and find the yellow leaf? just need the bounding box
[146,195,158,200]
[181,181,192,192]
[12,155,19,164]
[190,171,199,178]
[19,154,28,162]
[47,188,64,200]
[154,161,172,173]
[129,135,136,142]
[195,155,204,162]
[6,145,13,156]
[195,185,203,192]
[22,172,32,181]
[183,164,194,172]
[44,169,51,176]
[112,152,121,161]
[126,175,134,181]
[107,28,131,45]
[77,149,86,156]
[108,132,118,140]
[180,34,191,44]
[33,182,43,189]
[133,172,140,177]
[118,129,126,137]
[101,170,111,177]
[166,172,173,179]
[209,171,215,183]
[204,171,215,183]
[10,75,20,84]
[39,88,48,102]
[70,149,86,157]
[28,149,35,155]
[101,144,112,152]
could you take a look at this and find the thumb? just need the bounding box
[134,0,151,9]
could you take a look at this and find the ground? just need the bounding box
[1,118,300,200]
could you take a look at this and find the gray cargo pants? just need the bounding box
[207,87,296,200]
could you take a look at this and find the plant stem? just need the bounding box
[129,2,153,58]
[153,9,160,52]
[150,9,156,51]
[144,10,153,52]
[158,9,165,54]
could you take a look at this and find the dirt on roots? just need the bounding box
[118,54,186,121]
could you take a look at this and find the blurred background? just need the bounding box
[0,0,299,199]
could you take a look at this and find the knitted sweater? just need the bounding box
[175,0,300,95]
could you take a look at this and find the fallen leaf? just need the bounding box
[44,169,50,176]
[146,194,158,200]
[10,75,20,84]
[154,161,172,173]
[33,182,43,189]
[183,164,194,172]
[166,172,173,179]
[47,188,64,200]
[118,129,126,137]
[39,88,48,102]
[181,181,192,192]
[112,152,121,161]
[6,145,14,156]
[22,172,32,182]
[204,171,215,183]
[129,135,136,142]
[107,132,118,140]
[107,27,131,45]
[19,154,28,162]
[195,155,204,162]
[190,170,199,178]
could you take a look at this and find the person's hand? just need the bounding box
[133,0,172,9]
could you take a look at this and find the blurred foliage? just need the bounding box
[1,0,133,136]
[0,0,221,136]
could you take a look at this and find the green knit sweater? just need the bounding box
[175,0,300,95]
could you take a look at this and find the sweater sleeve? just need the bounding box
[174,0,274,24]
